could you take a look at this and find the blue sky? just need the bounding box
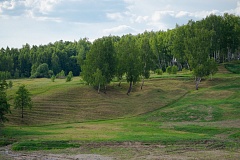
[1,0,240,48]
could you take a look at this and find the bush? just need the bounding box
[66,71,73,82]
[66,75,72,82]
[56,70,65,79]
[171,65,178,74]
[155,69,163,75]
[166,66,178,74]
[31,63,49,78]
[51,75,56,82]
[166,66,172,74]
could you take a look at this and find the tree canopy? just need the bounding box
[0,14,239,92]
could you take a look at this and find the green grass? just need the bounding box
[12,140,80,151]
[224,61,240,74]
[1,65,240,155]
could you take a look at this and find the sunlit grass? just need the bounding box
[1,64,240,152]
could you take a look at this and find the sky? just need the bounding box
[0,0,240,48]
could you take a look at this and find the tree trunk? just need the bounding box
[195,77,201,90]
[141,77,144,90]
[127,81,133,95]
[118,79,122,87]
[186,62,190,70]
[141,62,146,90]
[104,85,107,94]
[158,54,161,69]
[21,100,24,119]
[98,83,100,94]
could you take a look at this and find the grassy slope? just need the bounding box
[5,77,191,125]
[0,65,240,157]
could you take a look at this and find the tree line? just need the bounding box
[0,13,239,91]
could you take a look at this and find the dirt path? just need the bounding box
[1,143,240,160]
[0,145,112,160]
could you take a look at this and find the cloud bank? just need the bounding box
[0,0,239,48]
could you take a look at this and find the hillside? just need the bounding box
[6,76,193,125]
[1,65,240,159]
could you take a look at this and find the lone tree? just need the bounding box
[0,80,11,123]
[14,85,32,119]
[82,36,116,93]
[184,21,217,90]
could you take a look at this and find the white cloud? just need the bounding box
[151,10,175,22]
[135,16,149,23]
[106,12,124,20]
[235,1,240,15]
[23,0,61,14]
[103,25,137,35]
[175,11,190,18]
[0,0,16,13]
[1,0,239,48]
[24,9,61,22]
[190,10,220,19]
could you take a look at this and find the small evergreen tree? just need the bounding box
[14,85,32,119]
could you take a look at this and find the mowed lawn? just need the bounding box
[1,67,240,159]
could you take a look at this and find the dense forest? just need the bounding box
[0,14,239,90]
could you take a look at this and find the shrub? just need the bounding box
[155,69,163,75]
[31,63,49,78]
[51,75,56,82]
[66,71,73,82]
[166,66,172,74]
[56,70,65,79]
[171,65,178,74]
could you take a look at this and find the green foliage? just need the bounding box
[0,71,11,80]
[51,75,56,82]
[14,85,32,119]
[0,80,11,123]
[8,80,13,88]
[0,14,240,81]
[155,69,163,75]
[56,70,65,79]
[31,63,50,78]
[174,125,229,136]
[166,66,172,74]
[66,71,73,82]
[82,36,116,90]
[171,65,178,74]
[224,62,240,74]
[12,140,80,151]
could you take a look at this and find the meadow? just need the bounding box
[0,65,240,159]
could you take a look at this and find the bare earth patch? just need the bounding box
[0,145,112,160]
[1,142,239,160]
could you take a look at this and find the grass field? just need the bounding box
[0,65,240,159]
